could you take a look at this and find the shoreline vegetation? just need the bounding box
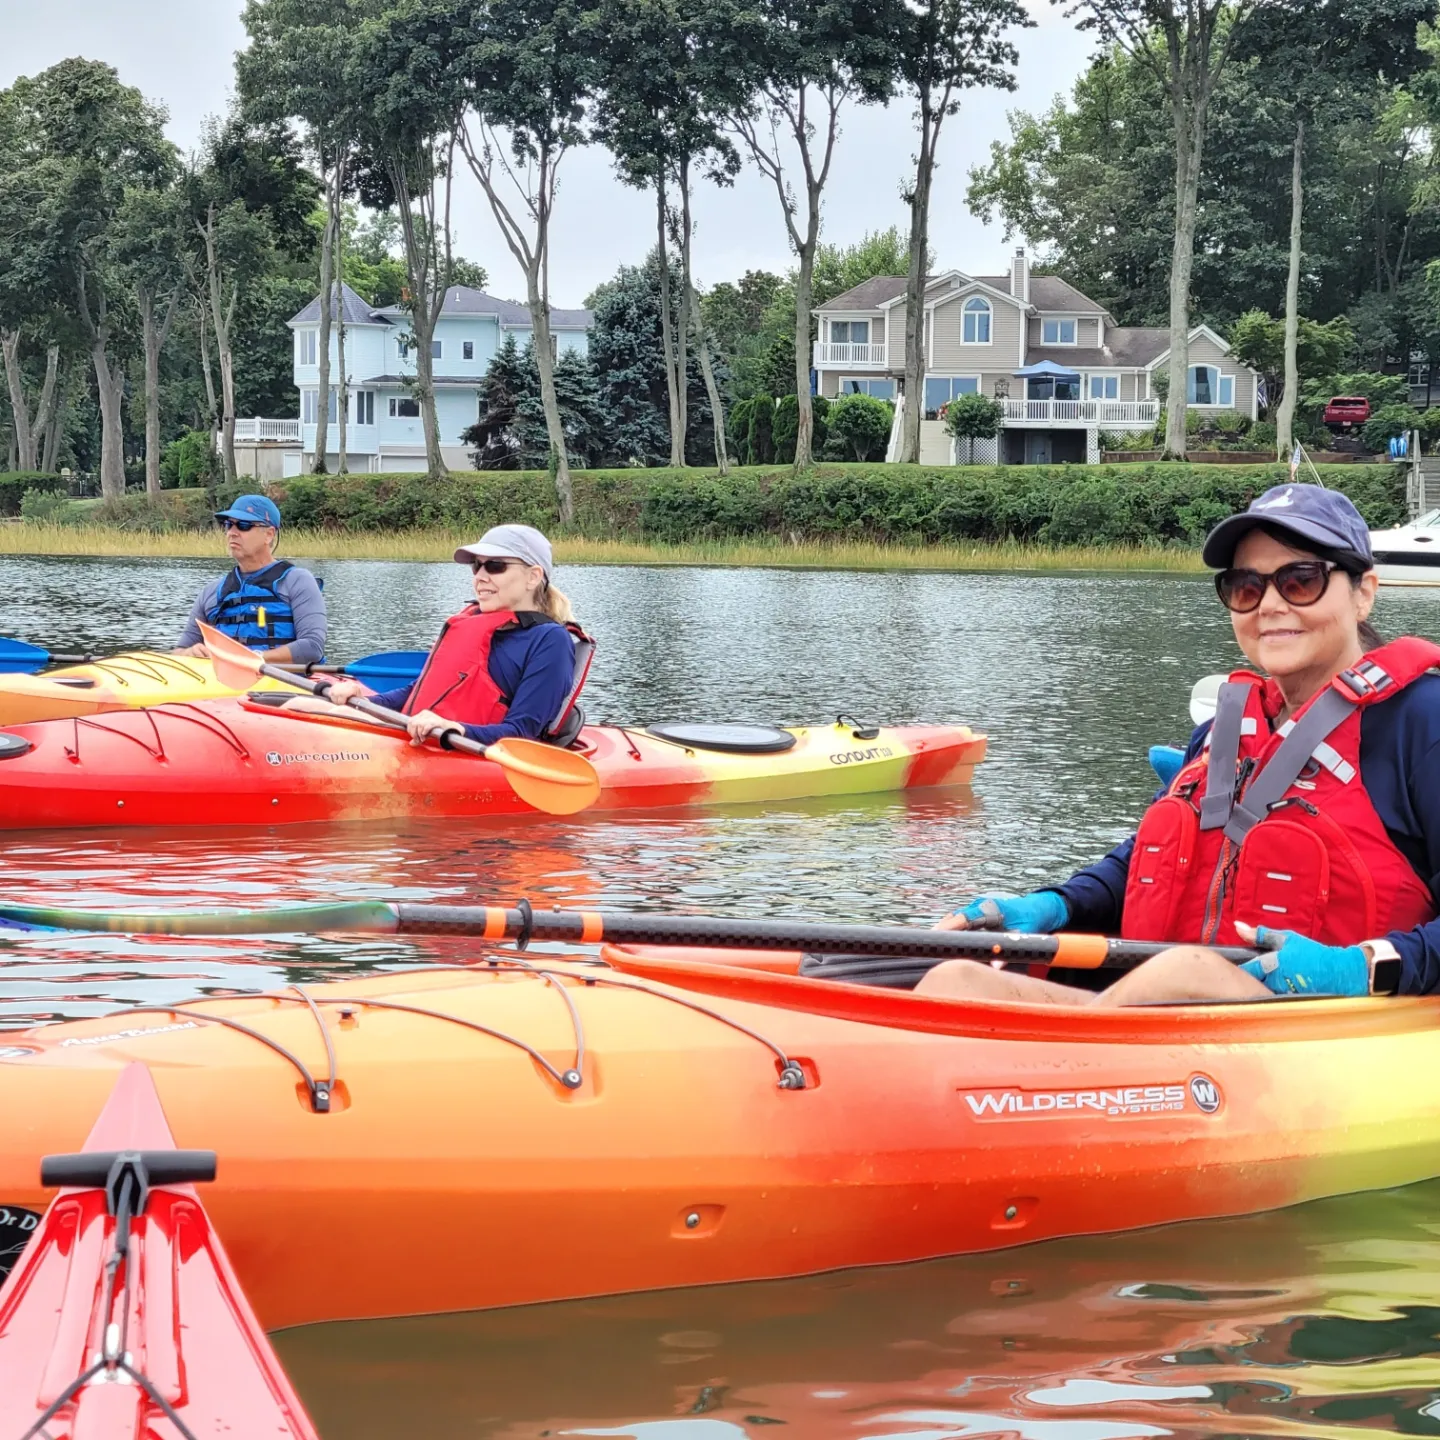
[0,462,1402,574]
[0,521,1211,573]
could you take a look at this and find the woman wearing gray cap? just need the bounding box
[925,482,1440,1004]
[323,523,592,749]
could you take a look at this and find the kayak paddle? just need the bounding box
[0,896,1262,969]
[198,622,601,817]
[0,634,426,683]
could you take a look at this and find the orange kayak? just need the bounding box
[0,700,985,829]
[0,1064,318,1438]
[0,956,1438,1330]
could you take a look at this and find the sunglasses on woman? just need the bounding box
[471,558,525,575]
[1215,560,1340,614]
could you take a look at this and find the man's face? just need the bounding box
[223,519,278,569]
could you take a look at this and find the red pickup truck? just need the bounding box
[1323,396,1372,431]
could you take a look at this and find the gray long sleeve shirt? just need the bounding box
[177,564,328,665]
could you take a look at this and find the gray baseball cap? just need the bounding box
[454,524,553,580]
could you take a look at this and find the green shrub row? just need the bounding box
[0,471,67,517]
[262,462,1406,547]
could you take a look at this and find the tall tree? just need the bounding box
[894,0,1027,464]
[432,0,597,523]
[1060,0,1281,457]
[728,0,902,469]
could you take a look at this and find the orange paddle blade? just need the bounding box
[487,737,601,815]
[198,623,276,691]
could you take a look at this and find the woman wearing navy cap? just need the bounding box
[321,523,593,750]
[926,483,1440,1003]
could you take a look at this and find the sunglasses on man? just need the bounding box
[1215,560,1341,614]
[218,518,270,532]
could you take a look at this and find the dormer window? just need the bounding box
[1042,318,1077,345]
[962,297,991,345]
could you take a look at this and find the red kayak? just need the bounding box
[0,1063,318,1440]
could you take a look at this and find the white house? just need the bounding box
[813,250,1260,465]
[237,283,593,476]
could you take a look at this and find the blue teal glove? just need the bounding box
[1240,928,1368,997]
[1149,745,1184,788]
[956,891,1070,934]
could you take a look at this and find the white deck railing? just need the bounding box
[233,418,302,443]
[1001,399,1158,426]
[813,342,888,368]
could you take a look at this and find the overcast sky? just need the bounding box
[4,0,1093,306]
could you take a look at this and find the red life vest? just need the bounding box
[1122,637,1440,947]
[403,607,593,740]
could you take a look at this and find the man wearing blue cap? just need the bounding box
[175,494,327,664]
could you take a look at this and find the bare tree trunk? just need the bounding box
[312,169,337,473]
[678,160,727,473]
[32,345,60,468]
[337,164,350,475]
[1275,119,1304,460]
[200,206,240,487]
[1,331,37,470]
[901,96,940,467]
[42,368,68,474]
[655,177,684,467]
[196,297,218,427]
[793,214,820,468]
[1162,112,1201,459]
[140,287,179,495]
[75,268,127,500]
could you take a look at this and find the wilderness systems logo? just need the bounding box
[264,749,370,766]
[961,1074,1224,1121]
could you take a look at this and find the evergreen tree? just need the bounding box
[464,333,531,469]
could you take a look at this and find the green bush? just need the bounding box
[1362,404,1421,453]
[0,471,65,517]
[828,394,895,461]
[1249,420,1278,453]
[180,463,1407,550]
[160,430,217,489]
[747,396,775,466]
[773,395,798,464]
[19,489,80,524]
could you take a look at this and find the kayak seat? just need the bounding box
[647,723,797,754]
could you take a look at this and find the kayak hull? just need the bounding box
[0,701,984,829]
[0,960,1437,1330]
[0,1064,318,1438]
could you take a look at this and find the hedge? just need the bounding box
[257,462,1406,548]
[0,471,67,517]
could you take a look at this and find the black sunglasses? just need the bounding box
[219,518,260,532]
[471,558,525,575]
[1215,560,1341,614]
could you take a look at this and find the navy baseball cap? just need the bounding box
[1202,484,1373,570]
[214,494,281,529]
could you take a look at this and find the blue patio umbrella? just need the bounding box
[1014,360,1082,381]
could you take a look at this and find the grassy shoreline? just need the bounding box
[0,522,1208,574]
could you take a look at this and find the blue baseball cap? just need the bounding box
[214,494,281,529]
[1201,484,1373,570]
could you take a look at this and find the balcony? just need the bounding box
[232,418,302,443]
[813,342,888,369]
[1001,399,1158,428]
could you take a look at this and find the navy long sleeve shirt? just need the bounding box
[1055,674,1440,995]
[370,621,576,746]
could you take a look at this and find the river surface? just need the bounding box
[5,553,1440,1438]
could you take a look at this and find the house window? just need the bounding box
[1409,361,1430,388]
[1089,375,1119,399]
[924,375,979,420]
[840,377,895,400]
[1188,365,1234,407]
[830,320,871,345]
[1028,376,1080,401]
[326,388,338,424]
[431,339,443,360]
[962,298,991,345]
[550,334,558,361]
[398,337,411,360]
[388,396,421,418]
[463,340,475,361]
[1042,318,1077,345]
[355,390,374,426]
[297,329,318,366]
[301,389,316,424]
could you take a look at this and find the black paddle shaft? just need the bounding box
[389,903,1261,969]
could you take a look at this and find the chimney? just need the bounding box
[1010,247,1030,304]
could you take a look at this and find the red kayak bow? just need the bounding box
[0,1063,318,1440]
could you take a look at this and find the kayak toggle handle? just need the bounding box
[41,1148,218,1200]
[777,1061,808,1090]
[837,713,880,741]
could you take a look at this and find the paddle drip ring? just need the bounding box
[514,897,534,951]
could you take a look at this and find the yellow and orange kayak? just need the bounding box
[0,956,1436,1329]
[0,701,984,829]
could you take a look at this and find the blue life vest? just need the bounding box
[205,561,297,650]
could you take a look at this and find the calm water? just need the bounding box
[5,553,1440,1438]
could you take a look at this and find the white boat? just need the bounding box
[1371,509,1440,586]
